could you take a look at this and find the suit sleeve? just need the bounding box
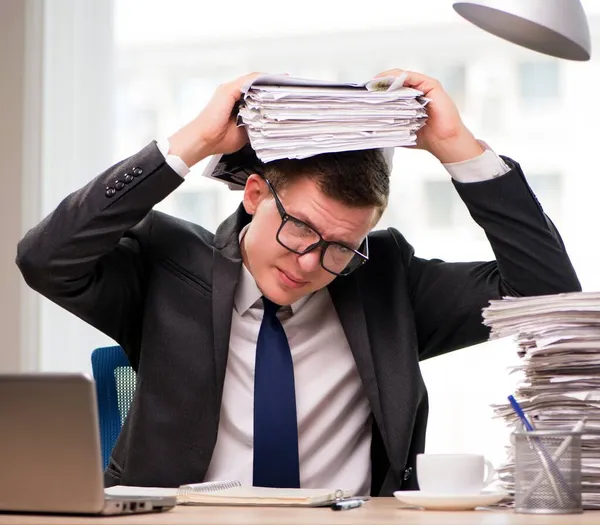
[16,142,184,364]
[401,156,581,361]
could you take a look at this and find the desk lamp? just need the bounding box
[453,0,591,60]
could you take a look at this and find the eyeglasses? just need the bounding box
[264,178,369,276]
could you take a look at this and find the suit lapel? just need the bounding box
[328,275,387,445]
[211,253,240,407]
[212,205,249,409]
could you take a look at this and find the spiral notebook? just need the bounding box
[105,480,353,507]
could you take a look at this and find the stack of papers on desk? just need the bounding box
[237,74,428,163]
[483,291,600,508]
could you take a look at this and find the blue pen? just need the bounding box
[508,395,536,431]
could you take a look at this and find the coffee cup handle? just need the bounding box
[483,459,496,487]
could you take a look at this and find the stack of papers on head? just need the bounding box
[482,291,600,509]
[238,74,429,163]
[201,74,428,190]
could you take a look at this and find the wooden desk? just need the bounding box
[1,499,599,525]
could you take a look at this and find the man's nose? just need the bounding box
[296,249,321,273]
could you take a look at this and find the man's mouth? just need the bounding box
[277,268,308,287]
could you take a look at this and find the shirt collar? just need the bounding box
[234,225,313,316]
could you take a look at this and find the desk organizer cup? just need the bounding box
[513,429,582,514]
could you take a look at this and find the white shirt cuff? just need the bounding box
[442,140,511,183]
[156,139,191,178]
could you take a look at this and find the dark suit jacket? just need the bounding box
[16,142,581,495]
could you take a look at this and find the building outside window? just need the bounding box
[518,60,561,109]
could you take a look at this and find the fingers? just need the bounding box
[401,71,441,92]
[235,71,267,88]
[220,72,267,100]
[373,69,441,93]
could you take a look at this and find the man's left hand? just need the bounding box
[375,69,484,163]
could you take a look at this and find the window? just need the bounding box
[170,190,222,233]
[424,179,456,228]
[423,172,563,231]
[518,61,561,108]
[527,173,563,221]
[177,76,228,124]
[115,86,160,159]
[426,64,467,110]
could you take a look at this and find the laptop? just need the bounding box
[0,373,176,515]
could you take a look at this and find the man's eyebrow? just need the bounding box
[290,210,359,247]
[289,210,319,231]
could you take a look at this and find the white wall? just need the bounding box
[0,0,42,372]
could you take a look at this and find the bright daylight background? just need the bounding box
[31,0,600,471]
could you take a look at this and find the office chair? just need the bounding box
[91,345,136,470]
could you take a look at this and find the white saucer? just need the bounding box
[393,490,508,511]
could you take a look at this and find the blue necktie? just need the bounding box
[253,297,300,488]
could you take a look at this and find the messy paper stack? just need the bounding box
[482,291,600,508]
[238,74,428,163]
[202,74,428,189]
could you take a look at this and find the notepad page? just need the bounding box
[106,483,353,506]
[105,479,241,500]
[177,486,351,506]
[178,479,241,495]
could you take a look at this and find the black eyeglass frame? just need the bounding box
[263,178,369,276]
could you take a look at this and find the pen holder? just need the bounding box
[513,429,582,515]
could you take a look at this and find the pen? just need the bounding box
[330,498,364,511]
[508,395,535,431]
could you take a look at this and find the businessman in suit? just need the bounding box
[16,69,580,496]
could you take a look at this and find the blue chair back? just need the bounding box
[91,345,137,470]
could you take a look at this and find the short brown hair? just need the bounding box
[263,149,390,212]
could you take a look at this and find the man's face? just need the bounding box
[241,175,380,306]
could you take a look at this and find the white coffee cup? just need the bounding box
[416,453,496,495]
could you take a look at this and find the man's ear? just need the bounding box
[243,174,268,216]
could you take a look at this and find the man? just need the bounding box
[16,69,580,496]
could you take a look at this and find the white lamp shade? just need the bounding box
[453,0,591,61]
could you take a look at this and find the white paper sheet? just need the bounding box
[235,74,429,163]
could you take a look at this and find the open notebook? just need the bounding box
[105,480,353,507]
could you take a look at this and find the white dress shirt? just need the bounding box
[156,139,511,493]
[204,258,373,495]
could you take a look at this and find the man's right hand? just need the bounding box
[167,72,264,170]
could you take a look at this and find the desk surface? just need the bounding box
[1,498,599,525]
